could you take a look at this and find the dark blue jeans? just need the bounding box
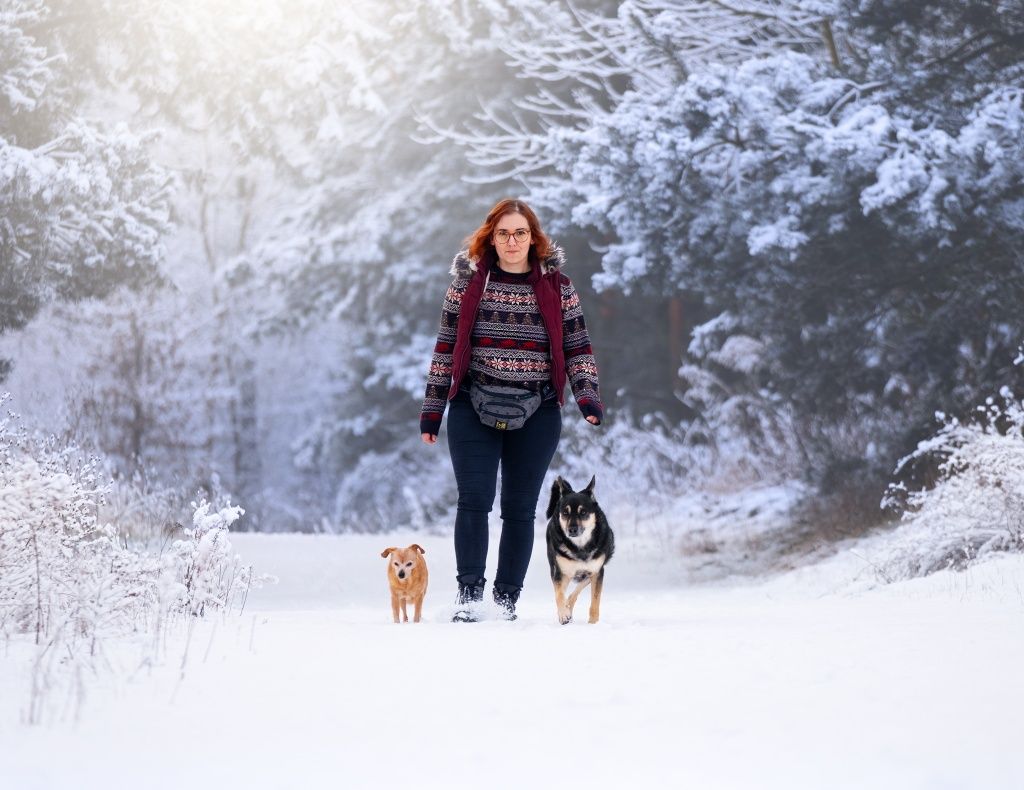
[447,389,561,591]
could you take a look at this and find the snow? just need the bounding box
[2,529,1022,789]
[709,334,765,375]
[747,216,809,255]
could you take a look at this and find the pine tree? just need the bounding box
[0,0,170,378]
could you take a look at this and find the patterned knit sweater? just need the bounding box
[420,256,602,435]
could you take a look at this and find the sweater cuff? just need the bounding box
[579,400,603,425]
[420,413,443,436]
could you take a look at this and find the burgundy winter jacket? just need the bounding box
[447,255,566,406]
[420,246,603,435]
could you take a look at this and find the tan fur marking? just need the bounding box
[565,575,594,611]
[588,569,604,623]
[554,555,605,624]
[560,512,597,548]
[552,574,574,624]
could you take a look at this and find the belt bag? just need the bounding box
[469,382,541,430]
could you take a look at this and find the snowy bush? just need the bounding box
[0,447,112,642]
[171,500,249,616]
[0,403,257,722]
[880,387,1024,579]
[97,469,193,547]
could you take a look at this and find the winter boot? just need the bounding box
[451,575,486,623]
[492,583,521,621]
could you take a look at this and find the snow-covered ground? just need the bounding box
[2,527,1023,790]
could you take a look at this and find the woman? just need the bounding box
[420,198,603,622]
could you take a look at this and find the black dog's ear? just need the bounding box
[584,475,596,496]
[546,476,569,519]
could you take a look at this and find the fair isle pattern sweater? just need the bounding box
[420,258,603,435]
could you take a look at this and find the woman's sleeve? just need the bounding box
[419,280,465,435]
[561,277,604,424]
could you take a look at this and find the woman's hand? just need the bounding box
[585,415,599,425]
[421,433,437,444]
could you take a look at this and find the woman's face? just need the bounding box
[492,212,532,270]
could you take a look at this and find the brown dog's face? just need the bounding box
[381,544,426,581]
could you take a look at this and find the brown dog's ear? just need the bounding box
[381,547,397,559]
[584,475,596,496]
[546,476,568,519]
[410,543,426,555]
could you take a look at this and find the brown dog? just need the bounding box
[381,544,428,623]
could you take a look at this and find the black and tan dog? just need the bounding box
[545,475,615,624]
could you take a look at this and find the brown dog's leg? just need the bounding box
[553,575,574,624]
[588,568,605,624]
[391,592,400,624]
[400,598,409,623]
[413,594,423,623]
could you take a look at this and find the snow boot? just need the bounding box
[492,583,521,621]
[452,575,486,623]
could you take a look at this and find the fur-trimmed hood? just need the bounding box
[449,245,566,279]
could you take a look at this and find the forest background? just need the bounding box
[3,0,1023,556]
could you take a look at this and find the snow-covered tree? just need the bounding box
[448,0,1024,493]
[69,289,229,489]
[0,0,171,376]
[439,0,840,180]
[16,0,1020,534]
[0,1,311,518]
[218,1,588,528]
[422,0,851,481]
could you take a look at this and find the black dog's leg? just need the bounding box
[552,573,574,625]
[565,574,594,614]
[588,567,605,624]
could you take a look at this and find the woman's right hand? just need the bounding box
[421,433,437,445]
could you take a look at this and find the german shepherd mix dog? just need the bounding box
[545,476,614,624]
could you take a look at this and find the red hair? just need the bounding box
[464,198,553,269]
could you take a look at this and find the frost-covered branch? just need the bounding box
[420,1,837,184]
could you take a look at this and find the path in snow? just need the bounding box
[2,530,1023,790]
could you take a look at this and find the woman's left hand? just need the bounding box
[585,415,599,425]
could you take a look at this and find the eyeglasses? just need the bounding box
[494,229,530,245]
